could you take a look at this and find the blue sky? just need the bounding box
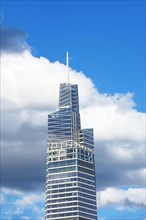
[1,1,145,220]
[1,0,145,111]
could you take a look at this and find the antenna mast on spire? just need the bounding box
[66,51,69,83]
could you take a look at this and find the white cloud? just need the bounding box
[2,187,22,196]
[81,103,145,141]
[14,193,44,207]
[1,46,145,199]
[98,187,146,209]
[1,188,45,219]
[1,51,95,111]
[108,142,144,161]
[125,168,146,184]
[1,51,145,142]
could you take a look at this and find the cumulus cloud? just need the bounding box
[81,103,145,141]
[1,49,145,192]
[1,26,145,219]
[1,188,44,219]
[1,52,145,140]
[1,51,97,111]
[98,187,146,210]
[14,193,44,208]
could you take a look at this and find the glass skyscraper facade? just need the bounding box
[45,82,97,220]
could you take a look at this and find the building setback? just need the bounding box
[45,57,97,220]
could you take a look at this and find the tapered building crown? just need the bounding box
[45,56,97,220]
[59,83,79,113]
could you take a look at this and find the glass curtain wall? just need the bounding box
[45,83,97,220]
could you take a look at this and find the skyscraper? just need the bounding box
[45,54,97,220]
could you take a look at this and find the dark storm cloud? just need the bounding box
[0,26,30,54]
[1,119,47,191]
[1,138,46,191]
[1,126,144,191]
[95,140,145,189]
[1,110,144,192]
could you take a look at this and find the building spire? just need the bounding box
[66,51,69,83]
